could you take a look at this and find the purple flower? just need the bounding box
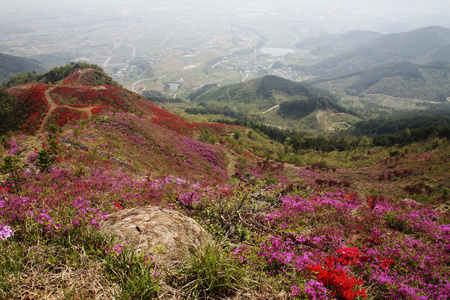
[0,224,14,240]
[112,243,124,254]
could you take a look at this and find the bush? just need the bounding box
[176,240,250,298]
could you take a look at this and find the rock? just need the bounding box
[101,206,207,264]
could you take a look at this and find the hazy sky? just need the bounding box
[2,0,450,33]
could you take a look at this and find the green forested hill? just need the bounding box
[310,61,450,102]
[190,75,338,110]
[310,26,450,77]
[185,75,358,133]
[0,53,46,83]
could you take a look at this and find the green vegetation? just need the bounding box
[190,75,338,110]
[175,241,251,298]
[350,115,450,137]
[0,53,46,83]
[2,62,120,88]
[142,90,183,103]
[0,89,26,135]
[220,117,450,154]
[183,75,345,132]
[278,98,351,120]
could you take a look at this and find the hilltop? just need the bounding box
[1,64,241,138]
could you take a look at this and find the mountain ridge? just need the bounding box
[310,26,450,77]
[310,61,450,102]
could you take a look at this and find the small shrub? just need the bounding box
[176,240,250,298]
[384,211,405,232]
[36,149,57,172]
[442,187,449,200]
[0,155,28,193]
[103,244,161,299]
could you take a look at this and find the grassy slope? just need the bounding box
[1,113,449,299]
[0,69,449,299]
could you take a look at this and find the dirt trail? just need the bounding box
[37,86,99,134]
[38,87,58,134]
[324,112,348,131]
[225,151,237,178]
[226,87,232,104]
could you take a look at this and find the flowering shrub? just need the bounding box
[309,257,367,300]
[47,107,87,128]
[91,105,109,115]
[6,83,49,134]
[62,70,81,85]
[229,191,450,299]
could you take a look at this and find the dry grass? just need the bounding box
[10,263,119,300]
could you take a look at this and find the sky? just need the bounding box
[3,0,450,32]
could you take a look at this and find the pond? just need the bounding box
[168,82,181,90]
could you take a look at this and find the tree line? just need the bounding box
[219,118,450,153]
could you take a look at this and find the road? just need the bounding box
[159,27,180,47]
[262,104,280,114]
[102,56,113,68]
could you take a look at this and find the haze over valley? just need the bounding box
[2,0,450,100]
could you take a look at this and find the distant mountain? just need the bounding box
[1,64,241,137]
[310,26,450,77]
[190,75,338,110]
[295,30,383,56]
[310,61,450,102]
[0,52,46,83]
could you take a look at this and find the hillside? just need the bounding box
[0,53,46,83]
[0,64,449,299]
[185,75,356,133]
[190,75,338,110]
[310,26,450,77]
[311,61,450,102]
[1,64,241,137]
